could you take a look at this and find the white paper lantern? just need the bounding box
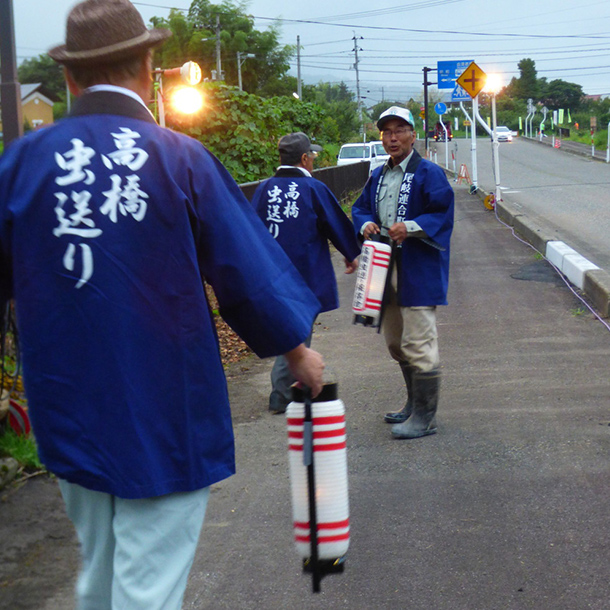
[352,239,392,322]
[286,385,350,561]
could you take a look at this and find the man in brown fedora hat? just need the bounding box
[0,1,325,608]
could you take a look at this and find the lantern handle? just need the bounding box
[303,388,322,593]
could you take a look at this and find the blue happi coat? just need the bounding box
[0,91,320,498]
[251,168,361,312]
[352,150,454,306]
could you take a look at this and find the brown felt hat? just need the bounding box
[48,0,172,67]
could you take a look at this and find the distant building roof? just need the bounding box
[20,82,60,103]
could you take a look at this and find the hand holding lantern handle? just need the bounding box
[285,344,325,398]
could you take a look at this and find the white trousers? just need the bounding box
[58,480,210,610]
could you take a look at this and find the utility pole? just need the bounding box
[423,66,436,155]
[237,52,255,91]
[0,0,23,147]
[352,33,363,140]
[237,51,243,90]
[215,15,222,81]
[296,36,302,99]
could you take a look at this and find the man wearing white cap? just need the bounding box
[0,1,325,607]
[352,106,454,439]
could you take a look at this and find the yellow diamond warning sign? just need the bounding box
[456,62,487,98]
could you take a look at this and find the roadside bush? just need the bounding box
[163,83,341,183]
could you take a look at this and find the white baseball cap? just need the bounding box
[377,106,415,130]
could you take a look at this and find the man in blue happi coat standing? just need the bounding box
[0,1,326,608]
[251,132,361,413]
[352,107,454,439]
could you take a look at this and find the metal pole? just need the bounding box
[237,52,242,90]
[491,93,501,203]
[352,34,363,140]
[297,36,302,99]
[423,67,432,155]
[303,389,321,593]
[215,15,222,81]
[155,73,165,128]
[0,0,23,147]
[471,96,478,190]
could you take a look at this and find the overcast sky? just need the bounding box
[13,0,610,104]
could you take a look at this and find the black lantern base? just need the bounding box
[353,314,378,327]
[303,555,346,575]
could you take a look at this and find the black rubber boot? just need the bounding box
[391,370,440,439]
[384,364,415,423]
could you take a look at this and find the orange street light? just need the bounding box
[170,86,204,116]
[154,61,203,127]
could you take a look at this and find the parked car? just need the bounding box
[433,121,452,142]
[495,126,513,142]
[370,141,390,172]
[337,141,388,174]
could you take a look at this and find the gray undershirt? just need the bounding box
[361,150,425,238]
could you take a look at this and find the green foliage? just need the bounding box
[369,100,405,123]
[17,54,65,100]
[302,82,360,142]
[515,58,538,99]
[0,426,44,471]
[166,83,339,182]
[540,80,585,111]
[150,1,293,96]
[499,58,585,117]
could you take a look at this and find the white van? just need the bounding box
[337,142,389,174]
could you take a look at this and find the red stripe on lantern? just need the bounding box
[287,415,345,426]
[294,519,349,529]
[288,428,345,440]
[289,441,346,451]
[294,532,351,544]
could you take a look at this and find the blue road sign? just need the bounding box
[451,84,471,102]
[435,102,447,115]
[437,60,474,89]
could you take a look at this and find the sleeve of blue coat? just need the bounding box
[314,183,361,262]
[412,163,454,250]
[351,174,377,236]
[188,148,321,359]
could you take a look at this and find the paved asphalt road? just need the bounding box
[179,182,610,609]
[2,182,608,610]
[433,136,610,270]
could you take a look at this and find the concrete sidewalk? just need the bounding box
[180,182,610,609]
[2,182,608,610]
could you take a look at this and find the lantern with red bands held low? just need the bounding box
[286,383,349,592]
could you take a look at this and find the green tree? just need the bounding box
[540,79,584,111]
[504,58,538,100]
[17,54,65,100]
[301,82,359,141]
[151,1,293,96]
[369,100,407,123]
[165,83,339,182]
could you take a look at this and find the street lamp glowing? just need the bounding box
[484,73,502,94]
[180,61,202,86]
[171,87,204,115]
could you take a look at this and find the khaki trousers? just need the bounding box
[381,267,439,372]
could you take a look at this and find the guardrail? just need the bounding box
[240,161,371,202]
